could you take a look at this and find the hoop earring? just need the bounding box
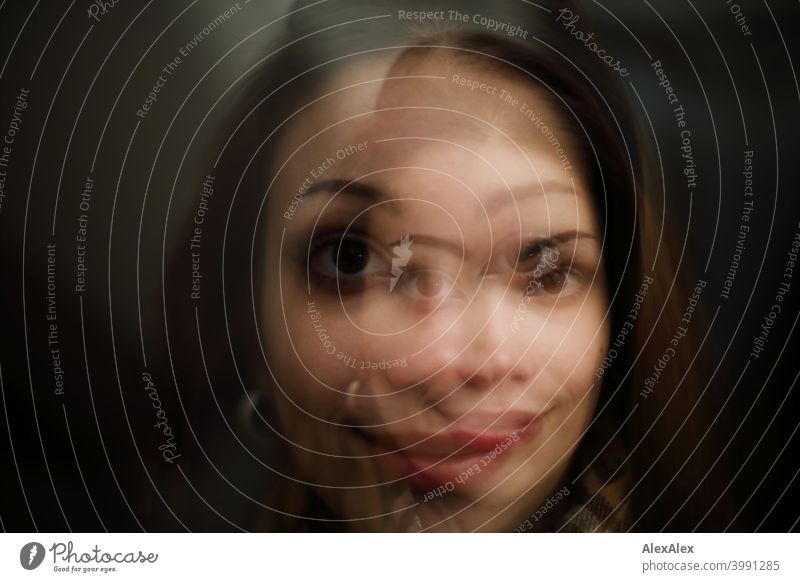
[237,390,274,446]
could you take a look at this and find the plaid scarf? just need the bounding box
[550,416,632,533]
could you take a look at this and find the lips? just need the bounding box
[352,411,548,490]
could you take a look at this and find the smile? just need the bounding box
[351,411,549,490]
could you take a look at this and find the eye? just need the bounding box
[514,242,560,277]
[308,232,386,288]
[517,242,558,272]
[517,243,581,297]
[532,266,573,295]
[398,268,455,301]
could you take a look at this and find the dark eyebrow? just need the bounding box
[305,179,576,204]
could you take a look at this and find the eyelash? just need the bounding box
[305,230,380,293]
[304,231,582,298]
[514,242,581,297]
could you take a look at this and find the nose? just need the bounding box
[389,286,534,399]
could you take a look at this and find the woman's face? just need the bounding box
[262,51,610,531]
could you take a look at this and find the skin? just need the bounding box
[261,49,610,532]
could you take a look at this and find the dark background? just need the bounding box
[0,0,798,531]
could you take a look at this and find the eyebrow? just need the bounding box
[303,179,382,201]
[302,177,579,213]
[483,180,578,214]
[393,229,597,262]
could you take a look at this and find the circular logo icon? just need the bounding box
[20,542,46,570]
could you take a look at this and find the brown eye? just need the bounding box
[516,243,558,272]
[334,238,369,275]
[516,243,583,298]
[536,269,567,292]
[308,233,386,290]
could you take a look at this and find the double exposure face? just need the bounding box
[262,50,610,531]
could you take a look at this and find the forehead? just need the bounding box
[270,48,590,215]
[277,48,577,157]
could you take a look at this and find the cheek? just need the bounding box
[535,305,609,408]
[263,293,372,415]
[517,318,607,458]
[563,324,607,399]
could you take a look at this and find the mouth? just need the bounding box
[350,410,549,491]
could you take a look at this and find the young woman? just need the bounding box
[160,0,736,532]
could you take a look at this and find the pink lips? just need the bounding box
[355,412,548,490]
